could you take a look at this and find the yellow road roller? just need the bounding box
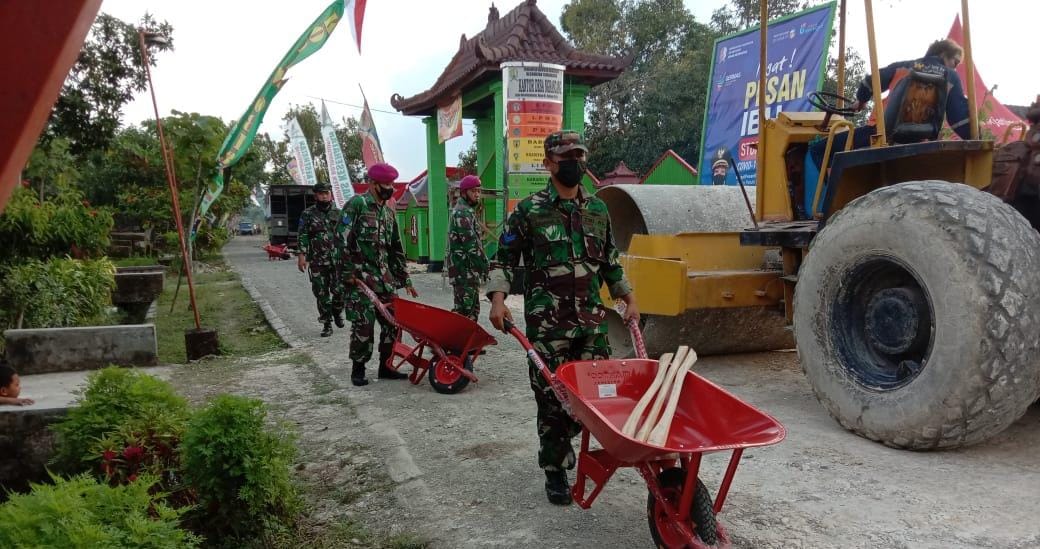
[603,0,1040,450]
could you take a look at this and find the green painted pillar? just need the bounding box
[475,115,498,256]
[491,81,505,228]
[563,81,590,133]
[424,117,448,271]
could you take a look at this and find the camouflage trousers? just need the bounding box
[451,281,480,321]
[308,265,344,323]
[529,333,611,471]
[345,288,397,365]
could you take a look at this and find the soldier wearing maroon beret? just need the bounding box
[338,162,418,386]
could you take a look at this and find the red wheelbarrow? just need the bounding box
[262,243,290,260]
[504,317,785,548]
[355,280,497,394]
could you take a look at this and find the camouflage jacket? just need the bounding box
[297,203,341,268]
[337,193,412,295]
[486,182,632,339]
[447,198,489,284]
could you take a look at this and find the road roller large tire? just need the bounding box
[794,181,1040,449]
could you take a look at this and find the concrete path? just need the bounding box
[225,234,1040,549]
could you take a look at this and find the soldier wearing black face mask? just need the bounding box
[298,181,345,337]
[488,130,639,505]
[337,162,418,386]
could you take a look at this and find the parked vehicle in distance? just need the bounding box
[238,221,256,235]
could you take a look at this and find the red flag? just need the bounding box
[947,15,1025,143]
[358,87,385,169]
[346,0,367,53]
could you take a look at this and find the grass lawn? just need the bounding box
[155,260,285,363]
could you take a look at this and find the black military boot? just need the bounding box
[320,322,333,337]
[544,470,572,505]
[351,362,369,387]
[377,349,408,380]
[333,314,345,328]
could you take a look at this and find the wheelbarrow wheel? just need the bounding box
[428,354,474,395]
[647,467,718,548]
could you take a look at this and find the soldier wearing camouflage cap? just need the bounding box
[487,130,640,505]
[447,175,490,320]
[297,181,345,337]
[338,162,418,386]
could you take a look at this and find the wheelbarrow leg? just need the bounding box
[571,429,622,510]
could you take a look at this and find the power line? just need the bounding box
[304,94,475,125]
[306,95,400,116]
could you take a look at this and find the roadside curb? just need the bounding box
[238,275,305,349]
[225,251,436,531]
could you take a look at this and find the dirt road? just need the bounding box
[226,235,1040,548]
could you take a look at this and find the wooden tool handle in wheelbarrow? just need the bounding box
[353,279,400,329]
[635,346,690,442]
[621,351,674,437]
[503,319,574,415]
[647,349,698,446]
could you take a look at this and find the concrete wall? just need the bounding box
[0,407,66,498]
[4,324,158,375]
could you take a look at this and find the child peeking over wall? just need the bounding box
[0,362,34,406]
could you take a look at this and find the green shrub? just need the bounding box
[0,184,113,265]
[0,473,200,548]
[0,257,116,333]
[181,395,299,541]
[51,368,190,475]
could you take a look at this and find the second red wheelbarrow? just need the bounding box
[504,316,785,548]
[355,280,497,394]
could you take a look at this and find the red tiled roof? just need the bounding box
[391,0,630,116]
[597,161,640,187]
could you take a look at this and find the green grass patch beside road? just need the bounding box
[155,260,285,363]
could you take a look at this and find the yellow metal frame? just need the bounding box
[1002,123,1027,144]
[810,119,856,217]
[603,232,783,316]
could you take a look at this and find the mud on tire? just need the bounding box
[794,181,1040,449]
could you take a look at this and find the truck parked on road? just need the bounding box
[265,185,315,250]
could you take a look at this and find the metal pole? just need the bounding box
[864,0,887,147]
[138,30,201,330]
[836,0,847,105]
[756,0,767,190]
[961,0,980,140]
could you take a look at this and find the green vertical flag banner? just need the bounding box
[195,0,345,236]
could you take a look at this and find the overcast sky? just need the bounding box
[104,0,1039,179]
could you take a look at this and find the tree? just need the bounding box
[45,13,174,156]
[458,130,478,175]
[709,0,805,35]
[561,0,716,175]
[281,102,365,182]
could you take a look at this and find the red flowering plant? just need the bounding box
[94,411,196,508]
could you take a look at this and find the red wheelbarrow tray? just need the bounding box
[390,297,497,354]
[555,358,786,464]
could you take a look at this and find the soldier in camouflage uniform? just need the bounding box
[487,130,640,505]
[338,163,418,387]
[297,182,344,337]
[447,175,489,321]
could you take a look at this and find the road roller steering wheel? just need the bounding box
[808,91,858,117]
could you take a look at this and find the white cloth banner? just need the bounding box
[320,102,355,208]
[288,117,318,186]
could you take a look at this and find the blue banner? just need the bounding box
[699,3,835,185]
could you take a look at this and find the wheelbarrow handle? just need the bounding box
[503,319,573,414]
[614,301,647,359]
[353,279,399,328]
